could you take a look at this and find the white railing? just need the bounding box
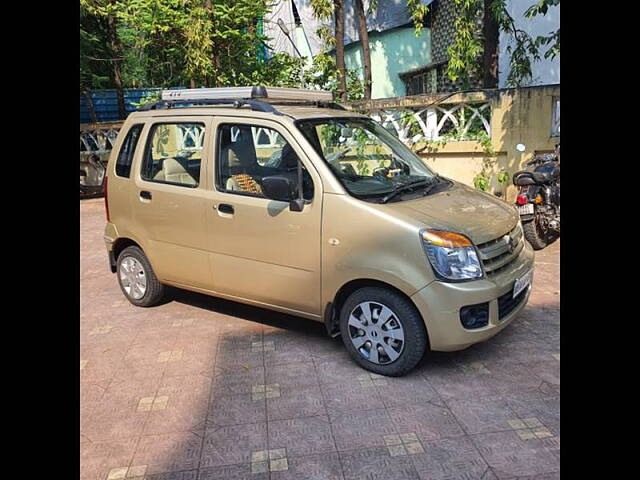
[369,102,492,145]
[176,124,206,151]
[80,124,121,153]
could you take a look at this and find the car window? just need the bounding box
[141,122,204,187]
[115,124,143,178]
[297,118,437,200]
[216,123,313,200]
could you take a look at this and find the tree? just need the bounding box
[491,0,560,86]
[81,4,113,121]
[482,0,499,88]
[107,3,126,119]
[333,0,347,101]
[408,0,560,89]
[446,0,484,89]
[80,0,127,119]
[354,0,372,99]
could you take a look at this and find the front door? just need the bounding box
[204,117,323,316]
[131,116,215,289]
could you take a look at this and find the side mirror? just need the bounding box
[262,175,304,212]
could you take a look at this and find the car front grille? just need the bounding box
[476,223,524,277]
[498,286,528,320]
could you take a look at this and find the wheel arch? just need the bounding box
[323,278,428,347]
[110,237,142,272]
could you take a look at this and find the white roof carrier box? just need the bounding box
[161,86,333,103]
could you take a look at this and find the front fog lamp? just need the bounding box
[420,229,483,281]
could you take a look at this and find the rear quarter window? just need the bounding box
[115,124,143,178]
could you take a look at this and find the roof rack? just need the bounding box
[137,98,281,113]
[137,86,345,113]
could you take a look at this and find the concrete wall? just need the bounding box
[347,84,560,202]
[423,86,559,201]
[344,27,431,99]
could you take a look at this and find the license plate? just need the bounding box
[517,204,534,215]
[513,270,532,298]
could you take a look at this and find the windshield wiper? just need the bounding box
[380,178,437,204]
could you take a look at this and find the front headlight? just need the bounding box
[420,229,483,281]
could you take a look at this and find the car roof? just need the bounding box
[128,104,369,122]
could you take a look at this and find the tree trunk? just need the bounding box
[206,0,216,88]
[482,0,499,88]
[83,89,98,124]
[107,11,126,120]
[333,0,347,101]
[354,0,372,99]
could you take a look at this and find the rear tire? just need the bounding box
[339,287,427,376]
[522,218,557,250]
[116,246,165,307]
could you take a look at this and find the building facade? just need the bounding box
[267,1,559,99]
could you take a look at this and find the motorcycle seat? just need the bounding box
[513,170,555,186]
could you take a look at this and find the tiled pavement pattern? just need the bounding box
[81,199,560,480]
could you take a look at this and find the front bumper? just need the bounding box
[411,241,534,351]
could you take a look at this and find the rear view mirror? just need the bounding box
[262,175,294,202]
[262,175,305,212]
[340,127,353,138]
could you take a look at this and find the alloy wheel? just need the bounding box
[119,256,147,300]
[347,301,405,365]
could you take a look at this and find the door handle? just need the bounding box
[140,191,152,200]
[217,203,234,214]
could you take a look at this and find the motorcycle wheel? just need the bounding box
[522,216,558,250]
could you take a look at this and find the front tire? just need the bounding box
[116,246,165,307]
[339,287,428,376]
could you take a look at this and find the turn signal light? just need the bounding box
[421,230,473,248]
[516,194,528,205]
[534,195,543,204]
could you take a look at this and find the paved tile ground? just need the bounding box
[81,198,560,480]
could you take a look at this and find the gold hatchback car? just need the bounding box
[104,87,534,376]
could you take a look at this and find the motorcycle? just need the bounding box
[512,144,560,250]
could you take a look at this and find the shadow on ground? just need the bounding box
[80,200,559,480]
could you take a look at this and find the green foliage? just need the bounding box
[80,4,113,91]
[407,0,430,37]
[524,0,560,60]
[497,169,510,186]
[353,128,370,175]
[473,172,490,191]
[441,0,560,89]
[446,0,483,88]
[471,131,500,193]
[491,0,560,86]
[524,0,559,18]
[130,90,160,108]
[310,0,333,20]
[80,0,299,90]
[345,70,365,100]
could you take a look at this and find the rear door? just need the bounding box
[203,117,323,316]
[130,115,216,289]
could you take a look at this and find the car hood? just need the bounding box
[378,181,519,245]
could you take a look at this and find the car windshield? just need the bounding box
[296,118,437,199]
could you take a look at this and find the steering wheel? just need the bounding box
[372,166,389,178]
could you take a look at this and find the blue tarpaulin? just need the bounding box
[80,89,160,124]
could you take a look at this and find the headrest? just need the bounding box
[280,143,299,170]
[163,158,187,175]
